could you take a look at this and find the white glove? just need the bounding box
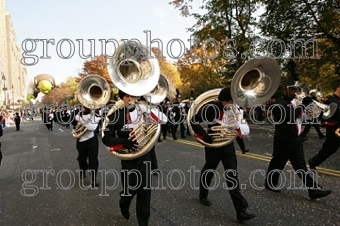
[239,120,250,136]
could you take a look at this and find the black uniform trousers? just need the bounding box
[236,136,246,152]
[149,146,158,170]
[266,135,317,188]
[302,120,324,138]
[310,127,340,167]
[0,142,2,166]
[15,122,20,131]
[168,122,177,139]
[161,123,170,139]
[76,135,99,182]
[174,121,186,137]
[199,143,249,213]
[120,151,152,226]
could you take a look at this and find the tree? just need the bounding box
[169,0,266,100]
[78,54,112,84]
[170,0,263,68]
[76,54,118,100]
[259,0,340,93]
[152,47,182,99]
[174,47,229,97]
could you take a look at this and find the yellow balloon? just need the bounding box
[37,80,53,94]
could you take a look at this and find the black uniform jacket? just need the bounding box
[190,101,225,140]
[102,106,134,147]
[272,95,303,138]
[323,94,340,130]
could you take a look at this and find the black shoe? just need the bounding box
[308,159,316,170]
[237,210,256,222]
[264,182,281,193]
[181,135,186,138]
[242,149,249,154]
[158,139,162,142]
[199,197,211,206]
[309,188,332,200]
[173,137,178,140]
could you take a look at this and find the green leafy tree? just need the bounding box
[259,0,340,93]
[170,0,263,67]
[169,0,264,97]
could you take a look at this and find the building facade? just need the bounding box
[0,0,26,109]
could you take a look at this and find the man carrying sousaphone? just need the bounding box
[72,105,101,187]
[102,90,167,226]
[189,87,255,223]
[264,77,332,200]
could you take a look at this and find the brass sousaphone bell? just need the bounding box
[72,74,111,138]
[143,74,170,105]
[76,74,111,109]
[187,57,281,148]
[102,41,165,160]
[231,57,281,108]
[107,40,160,96]
[294,83,337,120]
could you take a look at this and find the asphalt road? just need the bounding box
[0,118,339,226]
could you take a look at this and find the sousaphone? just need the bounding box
[72,74,111,138]
[102,41,163,160]
[187,57,281,148]
[107,40,160,96]
[143,74,169,104]
[231,57,281,108]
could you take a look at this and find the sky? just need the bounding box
[5,0,200,84]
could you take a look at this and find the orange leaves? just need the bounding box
[79,55,112,84]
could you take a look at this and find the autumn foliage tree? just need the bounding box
[78,54,112,85]
[152,47,182,99]
[175,47,231,97]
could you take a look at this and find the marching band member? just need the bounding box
[102,90,167,226]
[160,99,171,139]
[189,87,255,223]
[72,106,101,187]
[264,78,332,200]
[139,96,159,171]
[48,110,54,131]
[309,79,340,170]
[235,105,250,154]
[301,91,325,141]
[172,90,187,138]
